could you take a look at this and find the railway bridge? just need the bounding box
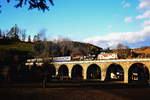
[26,59,150,83]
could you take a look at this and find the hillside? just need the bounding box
[111,46,150,59]
[0,42,33,51]
[1,38,150,59]
[0,39,102,57]
[133,46,150,55]
[56,41,102,56]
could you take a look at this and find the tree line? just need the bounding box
[0,24,30,43]
[0,24,49,43]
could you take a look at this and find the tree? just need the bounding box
[33,35,37,42]
[116,43,131,59]
[0,29,2,37]
[2,30,8,38]
[7,24,20,40]
[1,0,54,12]
[37,34,40,41]
[116,43,129,49]
[20,29,26,41]
[33,34,40,42]
[28,35,31,42]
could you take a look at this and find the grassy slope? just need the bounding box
[0,42,33,51]
[1,40,150,57]
[0,41,101,54]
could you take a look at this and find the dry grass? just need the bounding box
[134,48,150,55]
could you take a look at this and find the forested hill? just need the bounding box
[0,38,102,59]
[55,41,102,57]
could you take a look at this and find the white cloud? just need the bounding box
[83,0,150,49]
[136,10,150,19]
[143,20,150,26]
[124,16,133,23]
[138,0,150,9]
[121,1,131,8]
[50,36,71,42]
[83,25,150,48]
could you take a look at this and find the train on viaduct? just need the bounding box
[25,58,150,84]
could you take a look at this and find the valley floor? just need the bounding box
[0,83,150,100]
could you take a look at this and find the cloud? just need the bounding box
[83,25,150,48]
[50,36,71,42]
[136,10,150,19]
[124,16,133,23]
[138,0,150,9]
[143,20,150,26]
[121,1,131,8]
[84,0,150,49]
[136,0,150,22]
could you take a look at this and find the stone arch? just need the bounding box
[105,63,124,81]
[71,64,83,80]
[42,63,56,80]
[58,64,69,80]
[128,63,149,83]
[30,62,42,81]
[86,64,101,80]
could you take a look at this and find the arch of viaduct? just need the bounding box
[27,59,150,83]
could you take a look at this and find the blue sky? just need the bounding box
[1,0,150,48]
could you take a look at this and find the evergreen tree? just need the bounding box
[7,24,20,40]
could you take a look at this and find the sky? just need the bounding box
[0,0,150,49]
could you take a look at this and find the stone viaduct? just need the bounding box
[26,59,150,83]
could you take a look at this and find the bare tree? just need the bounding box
[33,34,39,42]
[116,43,131,59]
[28,35,31,42]
[20,29,26,41]
[116,43,129,49]
[38,29,47,41]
